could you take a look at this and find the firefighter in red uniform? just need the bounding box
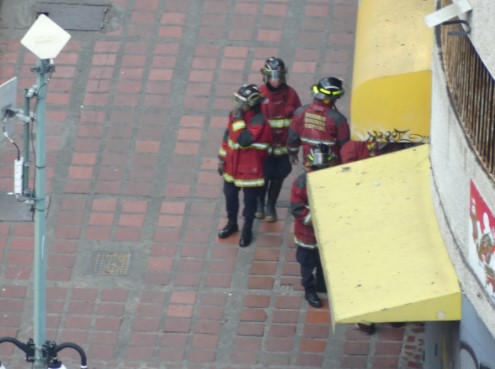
[341,138,402,164]
[288,76,350,166]
[290,143,334,308]
[217,84,273,248]
[256,57,302,222]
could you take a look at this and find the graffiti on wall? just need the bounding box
[468,181,495,301]
[362,129,430,144]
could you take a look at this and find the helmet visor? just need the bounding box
[306,144,334,168]
[311,152,327,167]
[267,70,282,81]
[232,94,246,109]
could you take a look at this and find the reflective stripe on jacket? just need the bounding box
[260,83,302,157]
[288,99,350,165]
[218,109,272,187]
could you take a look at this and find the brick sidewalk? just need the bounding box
[0,1,423,368]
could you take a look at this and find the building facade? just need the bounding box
[429,0,495,367]
[309,0,495,368]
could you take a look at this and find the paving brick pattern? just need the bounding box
[0,0,424,368]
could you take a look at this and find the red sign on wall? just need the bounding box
[469,180,495,301]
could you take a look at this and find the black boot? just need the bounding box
[255,196,265,220]
[356,323,376,335]
[265,181,283,223]
[218,214,238,239]
[304,287,322,308]
[239,218,254,248]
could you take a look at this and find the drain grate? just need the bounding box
[33,3,109,31]
[93,251,130,276]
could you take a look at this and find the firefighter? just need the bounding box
[290,143,335,308]
[257,57,302,222]
[288,76,350,166]
[217,84,273,248]
[340,137,404,164]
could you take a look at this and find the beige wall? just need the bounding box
[429,37,495,339]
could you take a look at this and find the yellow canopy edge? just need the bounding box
[351,0,435,142]
[307,145,461,325]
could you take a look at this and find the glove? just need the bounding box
[232,108,243,120]
[217,160,224,176]
[289,153,298,165]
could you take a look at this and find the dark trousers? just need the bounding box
[224,181,261,220]
[264,155,292,181]
[296,246,324,290]
[260,155,291,205]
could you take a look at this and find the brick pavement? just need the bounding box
[0,0,423,368]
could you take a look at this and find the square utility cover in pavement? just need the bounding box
[93,252,131,276]
[0,193,33,221]
[33,3,109,31]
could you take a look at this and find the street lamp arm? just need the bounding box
[53,342,87,368]
[0,337,34,360]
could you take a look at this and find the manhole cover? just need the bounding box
[93,251,130,276]
[33,3,109,31]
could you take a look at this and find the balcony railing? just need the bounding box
[439,2,495,178]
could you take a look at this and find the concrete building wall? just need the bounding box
[429,26,495,342]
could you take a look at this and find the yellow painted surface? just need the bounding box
[351,0,435,142]
[307,145,461,324]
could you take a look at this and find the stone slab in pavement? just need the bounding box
[0,1,424,368]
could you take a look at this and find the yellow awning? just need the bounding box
[351,0,434,142]
[307,145,461,325]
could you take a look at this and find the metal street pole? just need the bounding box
[17,14,72,369]
[33,58,49,369]
[0,14,87,369]
[0,12,87,369]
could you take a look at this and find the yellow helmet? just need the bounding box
[311,77,344,100]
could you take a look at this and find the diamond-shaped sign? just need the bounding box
[21,14,71,59]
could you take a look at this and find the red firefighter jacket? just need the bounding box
[218,109,272,187]
[290,171,317,249]
[340,140,372,164]
[341,140,404,164]
[288,99,350,165]
[259,83,301,157]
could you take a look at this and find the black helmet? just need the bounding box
[234,84,265,107]
[260,57,287,83]
[305,143,334,169]
[311,77,344,100]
